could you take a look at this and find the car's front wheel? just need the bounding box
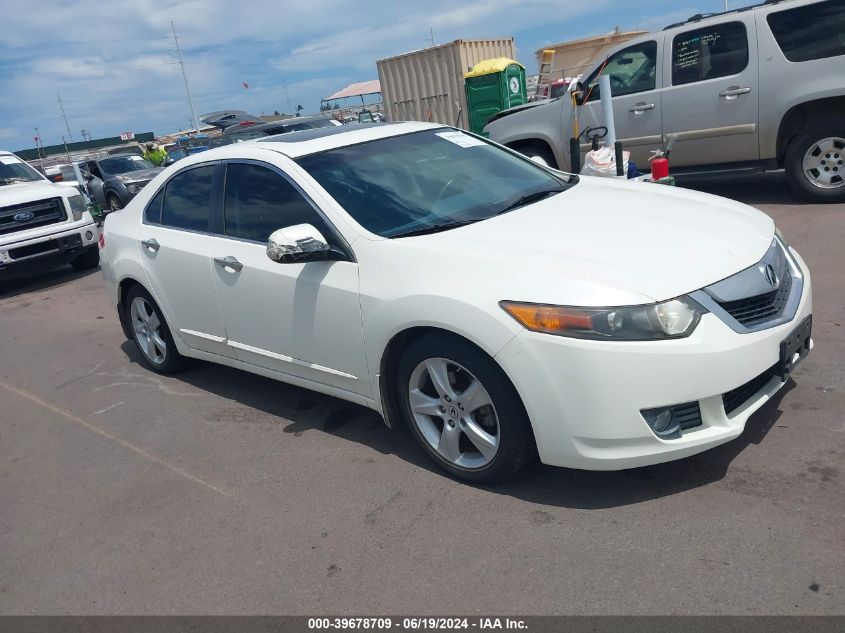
[126,286,187,374]
[396,333,535,483]
[785,120,845,202]
[107,193,123,212]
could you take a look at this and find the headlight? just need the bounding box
[67,193,87,221]
[127,183,142,194]
[500,297,705,340]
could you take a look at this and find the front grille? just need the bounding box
[717,273,793,327]
[9,239,58,259]
[722,363,779,416]
[0,197,67,236]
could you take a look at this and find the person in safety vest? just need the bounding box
[141,142,167,166]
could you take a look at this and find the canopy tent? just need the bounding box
[322,80,381,106]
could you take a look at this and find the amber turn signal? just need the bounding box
[500,301,594,334]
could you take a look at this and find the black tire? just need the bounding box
[106,193,123,212]
[395,332,535,483]
[70,246,100,271]
[125,285,188,374]
[514,142,558,169]
[784,119,845,203]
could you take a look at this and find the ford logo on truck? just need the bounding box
[13,211,35,222]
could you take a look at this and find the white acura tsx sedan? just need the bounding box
[100,122,813,483]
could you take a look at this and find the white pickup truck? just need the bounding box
[1,150,99,280]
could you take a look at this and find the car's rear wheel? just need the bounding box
[785,120,845,202]
[107,193,123,212]
[126,286,187,374]
[396,333,535,483]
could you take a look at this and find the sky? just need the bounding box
[0,0,733,152]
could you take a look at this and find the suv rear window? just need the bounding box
[767,0,845,62]
[672,21,749,85]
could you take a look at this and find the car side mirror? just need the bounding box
[267,223,332,263]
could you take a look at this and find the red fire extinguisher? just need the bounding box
[649,135,677,181]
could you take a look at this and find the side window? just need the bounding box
[767,0,845,63]
[88,162,103,179]
[672,22,749,86]
[585,41,658,102]
[144,187,165,224]
[161,165,215,232]
[223,163,331,243]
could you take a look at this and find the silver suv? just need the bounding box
[484,0,845,202]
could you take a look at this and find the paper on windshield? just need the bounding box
[436,131,486,148]
[0,156,22,165]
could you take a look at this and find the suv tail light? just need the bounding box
[98,232,105,249]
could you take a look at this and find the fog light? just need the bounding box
[85,231,93,240]
[641,406,681,439]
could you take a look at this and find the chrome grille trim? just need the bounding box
[689,237,803,333]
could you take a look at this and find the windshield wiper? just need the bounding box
[495,187,564,215]
[391,218,482,238]
[0,177,32,185]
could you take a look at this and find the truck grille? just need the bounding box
[716,273,793,327]
[722,363,778,416]
[0,198,67,236]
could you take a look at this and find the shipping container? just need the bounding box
[377,38,516,130]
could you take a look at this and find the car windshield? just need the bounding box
[296,129,575,238]
[99,156,154,175]
[0,155,45,185]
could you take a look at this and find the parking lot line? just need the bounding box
[0,381,231,497]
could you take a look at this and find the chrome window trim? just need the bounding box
[690,237,804,333]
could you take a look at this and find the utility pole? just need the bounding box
[33,128,44,162]
[282,82,292,114]
[57,93,74,142]
[427,27,435,47]
[724,0,729,11]
[61,135,73,165]
[171,21,201,134]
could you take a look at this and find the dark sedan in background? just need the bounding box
[80,154,162,212]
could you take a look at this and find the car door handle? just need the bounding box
[629,102,655,112]
[214,256,243,272]
[719,86,751,98]
[141,238,160,252]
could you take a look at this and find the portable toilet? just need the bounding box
[464,58,527,135]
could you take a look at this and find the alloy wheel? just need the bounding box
[802,136,845,189]
[408,357,500,469]
[130,296,166,365]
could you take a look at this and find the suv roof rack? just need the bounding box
[663,0,789,30]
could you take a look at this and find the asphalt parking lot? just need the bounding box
[1,172,843,615]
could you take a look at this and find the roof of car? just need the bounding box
[663,0,789,29]
[186,121,444,162]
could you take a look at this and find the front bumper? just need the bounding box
[0,221,99,278]
[495,248,813,470]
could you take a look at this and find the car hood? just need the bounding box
[0,180,70,205]
[115,167,162,182]
[404,177,775,304]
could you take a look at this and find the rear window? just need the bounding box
[767,0,845,62]
[672,22,749,85]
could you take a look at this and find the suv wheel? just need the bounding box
[125,286,187,374]
[107,193,123,212]
[785,120,845,202]
[395,333,535,483]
